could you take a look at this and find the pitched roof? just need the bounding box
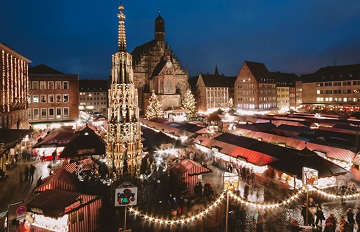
[269,149,348,178]
[79,80,109,92]
[244,61,273,82]
[270,72,297,87]
[34,167,78,193]
[299,63,360,83]
[0,129,33,157]
[33,127,76,148]
[60,126,106,158]
[171,159,211,176]
[199,73,236,87]
[27,189,99,218]
[29,64,63,74]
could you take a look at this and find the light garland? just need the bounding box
[229,189,305,209]
[127,186,360,225]
[128,192,226,226]
[309,186,360,200]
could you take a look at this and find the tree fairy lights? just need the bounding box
[127,186,360,226]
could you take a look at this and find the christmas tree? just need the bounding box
[182,89,197,120]
[146,91,163,120]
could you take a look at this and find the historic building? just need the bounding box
[195,67,236,112]
[28,64,79,124]
[0,43,31,129]
[271,72,297,112]
[234,61,277,111]
[79,80,109,115]
[298,64,360,112]
[131,11,189,114]
[107,3,142,177]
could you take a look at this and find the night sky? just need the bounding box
[1,0,360,79]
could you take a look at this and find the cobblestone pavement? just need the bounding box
[0,159,52,232]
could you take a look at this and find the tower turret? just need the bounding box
[155,10,165,42]
[118,3,126,52]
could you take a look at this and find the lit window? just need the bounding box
[33,95,39,103]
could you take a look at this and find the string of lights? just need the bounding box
[309,186,360,200]
[128,192,226,226]
[127,186,360,225]
[229,189,305,209]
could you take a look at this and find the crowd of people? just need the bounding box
[296,197,360,232]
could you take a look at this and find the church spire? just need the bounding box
[117,3,126,52]
[215,63,219,76]
[155,10,165,42]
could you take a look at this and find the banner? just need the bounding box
[302,167,318,185]
[115,182,137,207]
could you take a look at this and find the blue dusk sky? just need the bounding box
[1,0,360,79]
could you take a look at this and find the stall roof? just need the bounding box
[33,127,75,148]
[27,189,99,218]
[268,148,348,178]
[171,159,211,176]
[0,129,33,157]
[60,126,106,158]
[34,167,78,193]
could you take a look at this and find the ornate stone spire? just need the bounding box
[118,3,126,52]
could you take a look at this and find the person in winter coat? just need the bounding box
[346,208,355,231]
[315,204,325,229]
[339,215,351,232]
[325,213,336,232]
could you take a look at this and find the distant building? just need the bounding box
[271,72,297,112]
[0,43,31,129]
[234,61,277,111]
[299,64,360,112]
[79,79,109,115]
[28,64,79,124]
[195,67,236,112]
[131,11,189,113]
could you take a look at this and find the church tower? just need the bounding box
[107,3,142,177]
[155,11,165,43]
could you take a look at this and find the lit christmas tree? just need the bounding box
[182,89,197,119]
[146,91,163,120]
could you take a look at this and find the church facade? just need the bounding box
[131,12,189,114]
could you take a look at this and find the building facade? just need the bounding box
[299,64,360,113]
[0,43,31,129]
[234,61,277,111]
[79,80,109,115]
[28,64,79,124]
[271,72,297,112]
[131,12,189,114]
[195,67,236,112]
[107,3,142,177]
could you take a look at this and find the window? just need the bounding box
[33,95,39,103]
[63,81,69,89]
[56,108,62,118]
[41,108,47,119]
[40,95,47,103]
[40,81,46,90]
[343,89,351,94]
[48,108,54,119]
[63,94,69,103]
[325,90,332,94]
[48,95,54,103]
[55,81,62,89]
[56,94,62,103]
[28,109,31,119]
[48,81,54,90]
[63,107,69,118]
[316,83,323,87]
[32,81,39,89]
[343,81,351,86]
[33,108,39,120]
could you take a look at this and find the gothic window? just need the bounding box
[165,79,172,93]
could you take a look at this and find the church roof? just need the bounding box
[131,40,155,64]
[151,56,168,78]
[29,64,63,74]
[200,73,236,88]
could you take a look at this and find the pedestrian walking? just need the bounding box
[52,149,57,164]
[355,207,360,232]
[346,208,355,231]
[24,165,30,182]
[315,204,325,229]
[325,213,336,232]
[19,171,23,182]
[29,164,36,182]
[339,215,351,232]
